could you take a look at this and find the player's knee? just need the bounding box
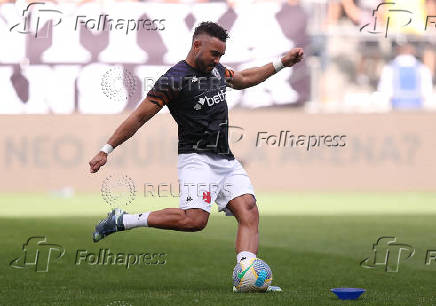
[191,217,208,231]
[245,195,257,211]
[187,217,208,231]
[238,196,258,225]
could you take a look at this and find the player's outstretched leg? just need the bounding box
[146,208,209,231]
[92,208,209,242]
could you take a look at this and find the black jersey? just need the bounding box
[147,60,236,160]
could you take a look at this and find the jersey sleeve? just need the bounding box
[146,72,181,107]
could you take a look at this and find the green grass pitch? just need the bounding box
[1,192,436,305]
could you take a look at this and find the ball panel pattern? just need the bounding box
[233,258,273,292]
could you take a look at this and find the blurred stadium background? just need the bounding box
[1,0,435,193]
[1,0,436,305]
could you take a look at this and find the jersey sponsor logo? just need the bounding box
[193,90,226,110]
[202,191,211,203]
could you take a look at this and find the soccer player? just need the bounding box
[89,21,303,290]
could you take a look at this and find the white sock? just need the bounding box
[122,212,151,230]
[236,251,256,263]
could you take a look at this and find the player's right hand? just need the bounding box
[282,48,304,67]
[89,152,107,173]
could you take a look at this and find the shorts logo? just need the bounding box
[202,191,211,204]
[186,196,193,202]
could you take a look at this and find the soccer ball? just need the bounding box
[232,258,273,292]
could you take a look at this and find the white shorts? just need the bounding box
[177,153,255,215]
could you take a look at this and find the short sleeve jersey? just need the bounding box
[147,60,236,160]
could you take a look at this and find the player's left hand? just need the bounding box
[281,48,304,67]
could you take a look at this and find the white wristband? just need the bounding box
[273,57,284,73]
[100,144,114,154]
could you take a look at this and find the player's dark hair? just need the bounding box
[193,22,229,42]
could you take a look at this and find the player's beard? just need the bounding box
[195,55,214,73]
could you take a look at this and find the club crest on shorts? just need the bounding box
[202,191,211,203]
